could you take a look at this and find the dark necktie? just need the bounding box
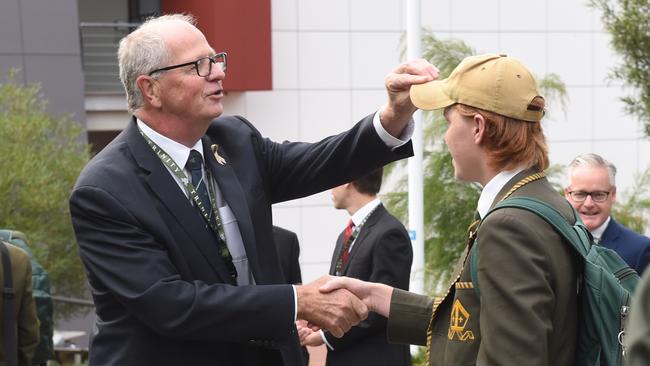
[340,219,355,266]
[186,149,237,282]
[186,150,212,217]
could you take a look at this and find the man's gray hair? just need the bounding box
[118,14,197,114]
[567,153,617,187]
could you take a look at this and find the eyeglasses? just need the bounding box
[148,52,227,77]
[566,190,611,203]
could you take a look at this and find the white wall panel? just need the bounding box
[297,0,349,31]
[350,32,401,89]
[298,32,351,89]
[272,31,299,90]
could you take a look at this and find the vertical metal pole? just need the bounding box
[406,0,424,297]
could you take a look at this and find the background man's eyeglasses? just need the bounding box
[148,52,227,77]
[567,190,611,202]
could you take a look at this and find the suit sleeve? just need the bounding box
[387,289,433,346]
[325,227,413,350]
[70,186,296,344]
[249,114,413,204]
[15,251,39,366]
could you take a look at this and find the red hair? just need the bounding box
[455,97,549,171]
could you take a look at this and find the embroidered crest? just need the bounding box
[448,299,475,341]
[211,144,227,165]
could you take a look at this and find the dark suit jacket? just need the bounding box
[69,114,412,366]
[273,226,302,284]
[387,170,578,366]
[325,204,412,366]
[0,242,39,366]
[601,218,650,275]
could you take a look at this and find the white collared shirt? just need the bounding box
[590,216,611,243]
[348,198,382,251]
[476,167,526,219]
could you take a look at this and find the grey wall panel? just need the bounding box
[21,0,81,54]
[0,55,27,84]
[24,55,86,124]
[0,0,23,54]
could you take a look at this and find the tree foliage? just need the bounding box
[384,31,568,294]
[591,0,650,137]
[0,71,90,304]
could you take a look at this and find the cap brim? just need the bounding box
[410,79,455,111]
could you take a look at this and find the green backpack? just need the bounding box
[469,197,640,366]
[0,230,54,365]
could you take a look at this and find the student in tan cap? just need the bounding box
[319,54,579,365]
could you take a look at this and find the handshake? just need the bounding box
[295,275,394,346]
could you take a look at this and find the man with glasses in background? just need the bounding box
[565,153,650,275]
[69,13,438,366]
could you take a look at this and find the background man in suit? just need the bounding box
[300,168,412,366]
[273,226,302,285]
[320,54,579,365]
[0,241,39,366]
[69,13,438,366]
[565,153,650,275]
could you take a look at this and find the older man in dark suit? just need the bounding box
[565,153,650,275]
[69,13,438,366]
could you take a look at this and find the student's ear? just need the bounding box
[473,113,486,144]
[136,75,162,108]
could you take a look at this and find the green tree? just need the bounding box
[0,71,90,308]
[384,31,568,294]
[590,0,650,137]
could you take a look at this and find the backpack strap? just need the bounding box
[1,241,18,366]
[470,196,591,299]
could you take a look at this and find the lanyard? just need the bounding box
[138,129,236,280]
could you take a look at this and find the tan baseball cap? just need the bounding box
[410,53,544,122]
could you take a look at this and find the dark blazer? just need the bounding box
[273,226,302,285]
[69,114,412,366]
[0,242,39,366]
[387,170,578,366]
[600,218,650,275]
[325,204,412,366]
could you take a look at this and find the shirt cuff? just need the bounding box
[292,285,298,322]
[320,330,334,351]
[372,108,414,150]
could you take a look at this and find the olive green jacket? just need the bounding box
[0,242,39,366]
[626,269,650,366]
[387,170,578,365]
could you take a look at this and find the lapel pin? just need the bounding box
[211,144,227,165]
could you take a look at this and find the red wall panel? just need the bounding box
[162,0,272,91]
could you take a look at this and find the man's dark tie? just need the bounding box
[186,149,237,282]
[341,219,355,266]
[186,150,212,216]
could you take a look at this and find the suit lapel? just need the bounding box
[126,119,234,283]
[601,218,621,250]
[341,204,386,275]
[201,137,261,281]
